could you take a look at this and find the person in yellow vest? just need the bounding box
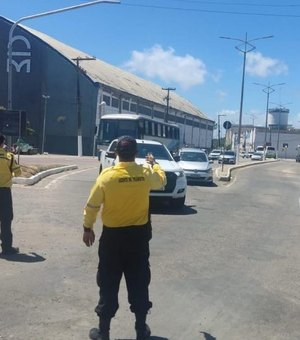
[0,134,21,256]
[83,136,166,340]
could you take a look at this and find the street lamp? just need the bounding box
[42,94,50,154]
[220,33,273,161]
[253,82,285,151]
[246,113,256,151]
[93,101,106,157]
[7,0,120,110]
[217,114,226,148]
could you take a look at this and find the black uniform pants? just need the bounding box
[0,188,14,252]
[95,224,152,319]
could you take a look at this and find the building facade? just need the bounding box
[0,16,214,155]
[227,123,300,159]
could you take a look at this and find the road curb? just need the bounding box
[13,165,78,186]
[215,159,280,182]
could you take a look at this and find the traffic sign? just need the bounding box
[223,120,232,130]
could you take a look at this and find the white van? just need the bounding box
[265,146,276,159]
[256,146,264,154]
[99,139,187,209]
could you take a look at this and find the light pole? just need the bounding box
[162,87,176,122]
[220,33,273,161]
[41,94,50,154]
[253,82,285,152]
[246,113,256,151]
[7,0,120,110]
[217,114,226,148]
[93,101,106,157]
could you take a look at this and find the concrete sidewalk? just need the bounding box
[13,164,78,185]
[215,158,280,181]
[12,154,100,185]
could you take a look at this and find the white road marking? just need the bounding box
[45,167,97,189]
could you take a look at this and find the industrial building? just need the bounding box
[226,107,300,159]
[0,16,214,155]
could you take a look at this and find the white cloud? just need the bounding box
[246,51,288,77]
[216,90,227,100]
[123,45,207,90]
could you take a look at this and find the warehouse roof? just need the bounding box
[7,17,209,120]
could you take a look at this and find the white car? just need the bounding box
[218,150,236,164]
[177,148,213,184]
[251,152,263,161]
[208,149,222,161]
[99,139,187,209]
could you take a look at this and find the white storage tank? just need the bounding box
[268,107,289,129]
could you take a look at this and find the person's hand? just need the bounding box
[83,229,95,247]
[146,153,156,166]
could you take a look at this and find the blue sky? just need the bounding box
[2,0,300,134]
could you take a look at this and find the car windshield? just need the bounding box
[180,152,207,162]
[136,143,172,160]
[223,151,235,156]
[211,150,221,154]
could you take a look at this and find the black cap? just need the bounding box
[116,136,137,157]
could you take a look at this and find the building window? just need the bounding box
[130,103,137,112]
[122,101,129,111]
[103,95,111,106]
[112,97,119,108]
[138,105,151,116]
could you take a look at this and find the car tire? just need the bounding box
[171,196,185,209]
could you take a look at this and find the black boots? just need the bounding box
[1,246,19,256]
[89,328,109,340]
[89,318,111,340]
[89,316,151,340]
[135,323,151,340]
[135,313,151,340]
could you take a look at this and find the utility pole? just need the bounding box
[253,82,285,152]
[162,87,176,122]
[72,56,95,156]
[217,114,226,148]
[220,33,273,161]
[41,94,50,154]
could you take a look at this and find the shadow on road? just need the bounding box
[188,181,219,187]
[115,337,168,340]
[0,252,46,263]
[150,203,197,216]
[200,331,217,340]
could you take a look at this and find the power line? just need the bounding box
[162,0,300,8]
[123,2,300,18]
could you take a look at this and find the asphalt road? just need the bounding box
[1,157,300,340]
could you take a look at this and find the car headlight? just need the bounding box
[175,170,185,177]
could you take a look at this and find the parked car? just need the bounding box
[218,150,236,164]
[208,149,222,161]
[265,146,276,159]
[251,152,263,161]
[99,139,187,209]
[241,151,253,158]
[177,148,213,184]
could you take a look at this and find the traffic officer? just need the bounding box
[82,135,166,340]
[0,134,21,255]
